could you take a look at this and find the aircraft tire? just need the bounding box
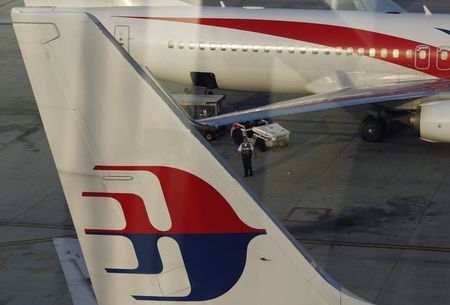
[232,128,243,145]
[256,138,267,152]
[205,132,214,141]
[359,116,386,142]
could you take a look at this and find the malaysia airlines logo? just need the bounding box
[83,165,266,301]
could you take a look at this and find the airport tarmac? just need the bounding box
[2,1,450,304]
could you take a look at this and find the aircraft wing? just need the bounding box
[197,79,450,126]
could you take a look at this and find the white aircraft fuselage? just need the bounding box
[90,6,450,94]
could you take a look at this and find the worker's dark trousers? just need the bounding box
[242,154,253,176]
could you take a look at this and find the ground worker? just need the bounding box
[237,136,257,177]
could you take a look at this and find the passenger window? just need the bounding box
[419,50,427,59]
[276,46,283,53]
[264,45,271,52]
[406,49,413,58]
[252,45,260,52]
[335,47,342,55]
[393,49,400,58]
[231,44,238,51]
[346,47,354,55]
[299,47,306,54]
[357,48,365,56]
[210,43,217,50]
[312,48,319,54]
[381,48,388,58]
[168,40,175,48]
[369,48,376,57]
[242,45,249,52]
[324,48,330,55]
[189,42,196,49]
[288,47,295,54]
[178,41,185,49]
[199,42,206,50]
[220,44,228,51]
[441,50,449,61]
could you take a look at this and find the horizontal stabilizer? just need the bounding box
[54,238,97,305]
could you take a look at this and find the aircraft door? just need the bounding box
[114,25,130,52]
[415,45,430,70]
[437,47,450,71]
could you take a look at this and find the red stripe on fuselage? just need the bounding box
[114,16,450,79]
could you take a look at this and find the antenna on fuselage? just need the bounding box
[423,5,432,16]
[219,1,225,7]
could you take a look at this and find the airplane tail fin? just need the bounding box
[23,0,196,7]
[12,7,373,305]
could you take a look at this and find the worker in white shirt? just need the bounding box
[237,136,257,177]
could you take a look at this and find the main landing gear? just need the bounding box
[359,115,387,142]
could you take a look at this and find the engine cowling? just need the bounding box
[412,101,450,143]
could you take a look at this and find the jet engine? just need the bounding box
[410,101,450,143]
